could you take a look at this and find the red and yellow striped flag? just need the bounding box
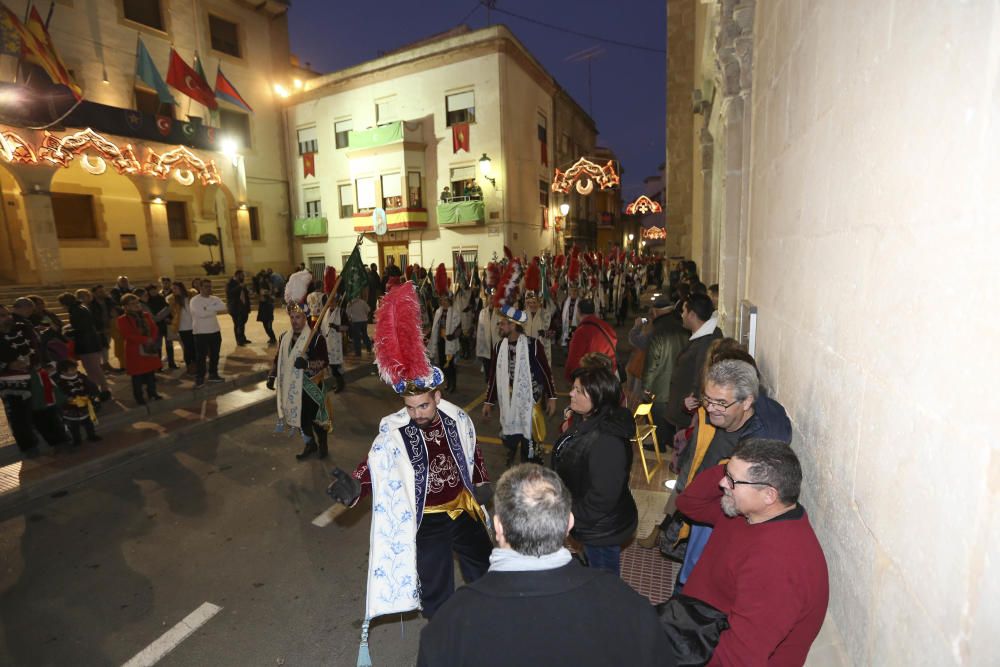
[0,4,82,99]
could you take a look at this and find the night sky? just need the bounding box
[287,0,666,201]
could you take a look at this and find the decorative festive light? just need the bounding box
[0,131,38,164]
[642,225,667,240]
[625,195,663,215]
[173,168,194,186]
[80,154,107,175]
[551,157,620,195]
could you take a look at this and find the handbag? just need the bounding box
[657,595,729,666]
[658,510,689,563]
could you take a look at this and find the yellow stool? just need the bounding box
[631,401,663,483]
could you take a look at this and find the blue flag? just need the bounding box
[135,38,175,105]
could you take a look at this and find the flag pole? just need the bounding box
[132,32,141,111]
[300,234,365,354]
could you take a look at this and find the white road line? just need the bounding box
[121,602,222,667]
[312,503,348,527]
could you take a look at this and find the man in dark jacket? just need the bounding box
[665,293,722,435]
[417,463,674,667]
[225,270,252,346]
[641,295,687,451]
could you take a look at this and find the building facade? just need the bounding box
[0,0,295,286]
[282,25,604,278]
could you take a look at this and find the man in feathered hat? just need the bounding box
[326,281,492,666]
[266,303,333,461]
[483,302,557,466]
[427,264,461,393]
[559,284,582,349]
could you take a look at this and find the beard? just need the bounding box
[721,492,739,517]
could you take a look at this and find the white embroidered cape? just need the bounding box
[495,335,535,443]
[275,325,311,430]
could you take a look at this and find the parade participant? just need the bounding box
[53,359,101,446]
[1,304,40,458]
[325,281,492,666]
[319,291,346,393]
[267,303,332,461]
[475,289,500,380]
[484,304,557,466]
[560,284,582,348]
[427,264,461,393]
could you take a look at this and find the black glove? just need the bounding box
[293,356,308,370]
[473,483,494,506]
[327,467,362,506]
[266,376,276,390]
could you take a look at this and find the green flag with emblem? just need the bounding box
[341,243,368,301]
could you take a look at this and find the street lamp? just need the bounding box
[559,203,570,216]
[628,233,635,242]
[478,153,496,188]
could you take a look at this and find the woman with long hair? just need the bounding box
[167,281,197,375]
[551,365,638,574]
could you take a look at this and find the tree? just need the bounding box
[198,233,220,262]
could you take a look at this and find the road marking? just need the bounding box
[312,503,348,527]
[121,602,222,667]
[463,391,486,413]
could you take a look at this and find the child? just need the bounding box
[257,288,277,345]
[54,359,101,446]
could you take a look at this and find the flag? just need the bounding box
[341,244,368,301]
[302,152,315,178]
[0,6,22,56]
[3,5,82,98]
[452,122,469,153]
[214,66,252,112]
[135,38,174,105]
[166,48,217,109]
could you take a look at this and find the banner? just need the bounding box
[452,122,469,153]
[302,152,315,178]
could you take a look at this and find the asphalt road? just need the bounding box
[0,358,516,667]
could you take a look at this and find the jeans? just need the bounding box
[583,544,622,575]
[261,319,276,343]
[194,332,222,382]
[178,330,196,366]
[230,312,249,344]
[349,321,371,355]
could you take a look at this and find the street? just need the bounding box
[0,361,509,667]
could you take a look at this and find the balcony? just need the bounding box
[293,216,328,237]
[352,208,428,232]
[436,200,485,227]
[347,120,424,153]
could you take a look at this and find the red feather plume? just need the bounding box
[374,282,432,386]
[568,254,581,283]
[524,258,541,293]
[434,263,449,296]
[486,261,500,287]
[553,254,566,271]
[323,266,338,294]
[503,245,513,261]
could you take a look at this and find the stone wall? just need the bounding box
[747,1,999,663]
[666,0,696,258]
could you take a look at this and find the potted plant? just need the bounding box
[198,233,224,275]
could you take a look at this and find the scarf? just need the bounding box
[275,326,311,432]
[322,307,344,366]
[359,399,481,666]
[496,336,535,446]
[475,307,497,360]
[427,306,461,361]
[489,546,572,572]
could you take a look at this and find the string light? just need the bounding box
[642,226,666,240]
[551,157,620,195]
[625,195,663,215]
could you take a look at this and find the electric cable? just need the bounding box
[485,4,665,54]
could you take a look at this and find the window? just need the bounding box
[134,87,173,117]
[449,165,478,200]
[304,187,322,218]
[334,118,352,149]
[452,248,478,273]
[297,126,318,155]
[123,0,164,31]
[219,109,251,148]
[338,183,354,218]
[445,91,475,126]
[247,206,261,241]
[381,173,402,209]
[356,177,376,211]
[376,98,396,126]
[537,113,547,142]
[52,193,97,239]
[539,180,550,227]
[407,171,422,208]
[208,15,241,57]
[166,201,188,240]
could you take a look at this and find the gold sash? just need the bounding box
[424,488,486,522]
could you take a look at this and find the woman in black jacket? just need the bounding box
[58,291,111,400]
[552,365,638,573]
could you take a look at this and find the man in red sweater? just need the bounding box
[673,438,829,666]
[564,299,617,381]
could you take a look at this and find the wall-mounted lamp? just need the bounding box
[478,153,496,188]
[628,233,635,242]
[559,203,570,216]
[273,83,290,99]
[293,78,303,90]
[220,137,239,166]
[151,197,164,205]
[238,203,248,210]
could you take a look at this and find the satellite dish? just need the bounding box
[373,207,388,236]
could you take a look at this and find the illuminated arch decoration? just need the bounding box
[642,225,667,240]
[37,128,142,176]
[0,131,38,164]
[625,195,663,215]
[142,146,222,186]
[551,157,620,195]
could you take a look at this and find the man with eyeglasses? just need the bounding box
[659,438,829,666]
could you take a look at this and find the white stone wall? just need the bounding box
[748,1,999,664]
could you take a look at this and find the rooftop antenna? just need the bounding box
[565,45,605,115]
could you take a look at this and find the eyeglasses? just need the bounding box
[723,469,772,490]
[701,395,740,410]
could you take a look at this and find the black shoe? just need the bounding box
[135,399,147,406]
[99,390,112,402]
[334,375,345,394]
[194,381,206,389]
[168,363,180,370]
[296,442,318,461]
[88,435,102,442]
[150,394,164,401]
[207,375,225,384]
[318,444,329,460]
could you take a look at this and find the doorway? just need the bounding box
[379,242,408,275]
